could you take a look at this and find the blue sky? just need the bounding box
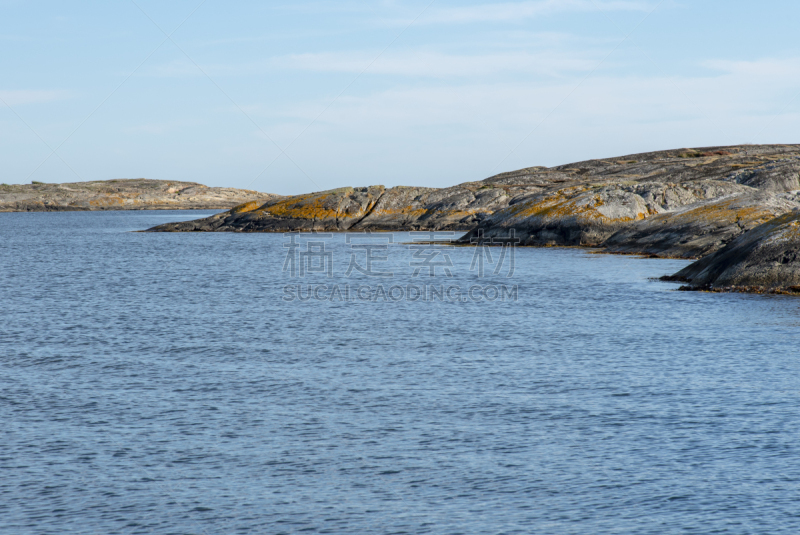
[2,1,799,195]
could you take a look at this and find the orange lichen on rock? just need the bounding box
[89,197,126,207]
[264,193,352,220]
[372,207,428,217]
[667,198,777,227]
[507,188,646,224]
[763,218,800,246]
[230,200,266,214]
[440,209,484,218]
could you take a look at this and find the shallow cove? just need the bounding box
[2,210,800,534]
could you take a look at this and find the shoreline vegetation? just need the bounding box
[146,144,800,295]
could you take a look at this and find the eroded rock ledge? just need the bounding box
[0,179,277,212]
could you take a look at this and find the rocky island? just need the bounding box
[0,179,278,212]
[147,144,800,294]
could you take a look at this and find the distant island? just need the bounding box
[0,178,278,212]
[146,144,800,295]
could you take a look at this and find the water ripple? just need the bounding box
[1,211,800,534]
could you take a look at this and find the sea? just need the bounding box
[2,210,800,534]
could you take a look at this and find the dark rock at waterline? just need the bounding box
[666,211,800,293]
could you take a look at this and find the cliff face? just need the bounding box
[148,145,800,263]
[0,179,278,212]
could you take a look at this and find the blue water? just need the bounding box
[2,211,800,534]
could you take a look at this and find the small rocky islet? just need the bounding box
[0,178,278,212]
[140,144,799,294]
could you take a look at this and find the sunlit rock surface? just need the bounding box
[0,179,277,212]
[601,191,800,258]
[148,145,800,264]
[460,145,800,257]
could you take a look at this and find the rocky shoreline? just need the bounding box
[0,179,277,212]
[660,211,800,295]
[145,144,800,295]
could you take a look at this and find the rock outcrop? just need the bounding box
[146,183,520,232]
[0,179,277,212]
[147,145,800,264]
[460,145,800,257]
[666,211,800,294]
[601,191,800,258]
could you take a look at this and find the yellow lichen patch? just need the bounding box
[683,156,720,167]
[764,219,800,246]
[438,209,483,218]
[669,198,776,227]
[506,189,644,224]
[373,207,428,218]
[264,192,361,221]
[89,197,125,207]
[778,220,800,236]
[507,191,583,219]
[230,200,265,214]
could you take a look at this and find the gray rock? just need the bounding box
[0,179,277,212]
[147,145,800,258]
[667,210,800,293]
[459,146,800,253]
[601,190,800,258]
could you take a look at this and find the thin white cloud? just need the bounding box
[276,50,601,77]
[703,58,800,78]
[276,0,652,24]
[145,47,606,79]
[244,56,800,156]
[0,90,69,106]
[418,0,652,24]
[204,55,800,172]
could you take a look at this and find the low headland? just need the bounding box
[148,145,800,294]
[0,179,278,212]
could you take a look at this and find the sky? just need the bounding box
[1,0,799,195]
